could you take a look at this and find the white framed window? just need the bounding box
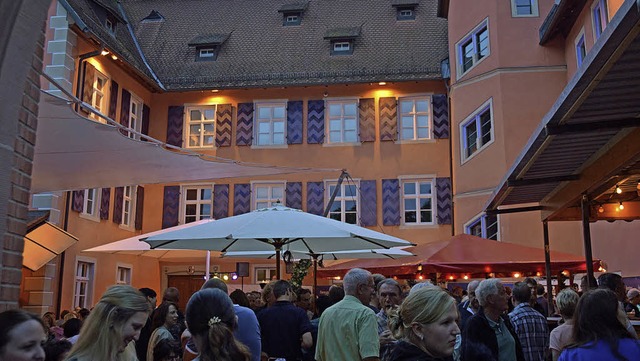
[464,213,499,240]
[73,257,96,309]
[399,96,431,141]
[126,94,143,139]
[325,181,359,224]
[254,102,286,146]
[252,182,285,210]
[199,48,216,58]
[186,106,216,148]
[255,266,278,283]
[456,19,489,78]
[460,99,493,162]
[120,185,136,228]
[326,100,358,144]
[397,8,416,20]
[401,178,435,225]
[82,188,100,219]
[90,71,109,123]
[116,264,132,285]
[181,185,213,224]
[575,30,586,67]
[511,0,539,17]
[592,0,608,40]
[334,42,350,52]
[284,14,301,26]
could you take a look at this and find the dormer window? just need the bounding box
[198,47,217,61]
[324,27,361,56]
[397,8,415,20]
[333,41,352,54]
[391,0,418,21]
[188,33,230,62]
[105,16,117,35]
[87,1,124,37]
[278,2,308,26]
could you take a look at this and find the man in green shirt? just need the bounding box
[315,268,380,361]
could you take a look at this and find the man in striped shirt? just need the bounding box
[508,282,549,361]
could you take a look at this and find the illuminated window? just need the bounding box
[185,106,216,148]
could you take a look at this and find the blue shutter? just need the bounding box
[382,179,400,226]
[134,186,144,230]
[113,187,124,225]
[108,80,119,120]
[213,184,229,219]
[379,97,397,141]
[141,104,150,141]
[433,94,449,139]
[236,103,253,146]
[234,184,251,215]
[119,89,131,136]
[99,188,110,220]
[71,190,84,212]
[306,182,324,216]
[216,104,232,147]
[359,98,375,142]
[162,185,180,229]
[166,106,184,147]
[436,177,452,225]
[287,100,303,144]
[285,182,302,209]
[307,100,325,144]
[359,180,377,226]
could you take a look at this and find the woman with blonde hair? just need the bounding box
[385,287,460,361]
[65,285,150,361]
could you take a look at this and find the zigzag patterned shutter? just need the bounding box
[99,188,110,220]
[113,187,124,225]
[134,186,144,230]
[141,104,150,141]
[236,103,253,146]
[162,185,180,229]
[433,94,449,139]
[359,98,375,142]
[285,182,302,209]
[307,100,325,144]
[436,177,452,224]
[306,182,324,216]
[108,80,119,120]
[379,97,397,141]
[359,180,377,226]
[71,190,84,212]
[234,184,251,215]
[287,101,303,144]
[166,106,184,147]
[80,63,95,116]
[213,184,229,219]
[382,179,400,226]
[119,89,131,136]
[216,104,232,147]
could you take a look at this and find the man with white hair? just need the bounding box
[461,278,524,361]
[316,268,380,361]
[459,280,480,331]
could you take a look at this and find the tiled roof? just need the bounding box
[391,0,420,7]
[278,2,309,13]
[188,33,231,46]
[70,0,449,91]
[324,27,361,40]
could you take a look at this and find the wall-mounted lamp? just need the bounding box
[101,49,110,56]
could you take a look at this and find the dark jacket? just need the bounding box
[461,307,525,361]
[384,340,453,361]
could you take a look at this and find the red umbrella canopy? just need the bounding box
[317,234,598,278]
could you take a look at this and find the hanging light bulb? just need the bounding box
[619,202,624,210]
[616,185,622,194]
[598,205,605,213]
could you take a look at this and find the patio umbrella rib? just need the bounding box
[352,235,392,249]
[148,239,177,249]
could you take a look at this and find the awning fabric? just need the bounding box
[32,92,333,193]
[317,234,598,278]
[23,212,78,271]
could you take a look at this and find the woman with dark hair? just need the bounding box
[0,309,46,361]
[152,338,181,361]
[147,302,179,361]
[43,339,72,361]
[229,289,250,308]
[62,318,82,344]
[186,288,250,361]
[559,288,640,361]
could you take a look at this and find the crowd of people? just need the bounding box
[1,269,640,361]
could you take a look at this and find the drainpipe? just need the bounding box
[55,191,72,317]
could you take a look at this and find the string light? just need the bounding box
[598,205,604,213]
[616,185,622,194]
[463,275,469,280]
[513,272,521,278]
[619,202,624,210]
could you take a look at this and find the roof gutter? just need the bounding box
[58,0,89,33]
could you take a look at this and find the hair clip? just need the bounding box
[208,316,221,327]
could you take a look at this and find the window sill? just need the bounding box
[185,145,217,151]
[118,224,135,232]
[394,139,436,145]
[250,144,289,149]
[322,141,361,147]
[399,223,439,230]
[79,213,101,223]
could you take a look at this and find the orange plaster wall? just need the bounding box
[591,221,640,277]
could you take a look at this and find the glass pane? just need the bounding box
[257,201,268,209]
[273,133,285,144]
[258,107,271,119]
[462,40,474,71]
[477,28,489,59]
[96,77,105,90]
[330,202,341,212]
[329,104,341,117]
[417,115,428,127]
[329,131,341,143]
[190,110,201,121]
[401,116,414,128]
[404,182,416,195]
[272,187,283,199]
[200,189,212,200]
[203,135,214,146]
[404,199,416,211]
[345,200,357,212]
[404,210,416,223]
[329,185,339,196]
[273,106,285,119]
[186,189,197,200]
[345,213,357,224]
[256,187,268,198]
[200,204,211,217]
[344,103,357,116]
[131,103,137,114]
[344,118,357,131]
[420,210,432,223]
[480,112,492,145]
[402,129,414,140]
[203,109,215,120]
[258,134,270,145]
[465,122,478,157]
[273,120,284,132]
[420,198,431,210]
[344,130,357,142]
[416,100,428,113]
[329,119,342,131]
[419,182,431,194]
[329,213,341,221]
[185,215,196,223]
[417,127,429,139]
[400,100,412,113]
[190,124,201,135]
[486,215,498,240]
[258,121,270,132]
[186,204,196,215]
[345,185,356,197]
[203,123,214,135]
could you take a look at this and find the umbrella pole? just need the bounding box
[275,246,281,280]
[313,255,318,297]
[205,250,211,281]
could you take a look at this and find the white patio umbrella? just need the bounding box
[143,204,414,279]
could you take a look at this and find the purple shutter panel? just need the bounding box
[285,182,302,209]
[306,182,324,216]
[216,104,232,147]
[166,106,184,147]
[72,190,84,212]
[80,63,95,116]
[287,101,303,144]
[134,186,144,230]
[141,104,150,141]
[162,185,180,229]
[307,100,325,144]
[359,98,375,142]
[433,94,449,139]
[436,177,452,225]
[382,179,400,226]
[108,80,119,120]
[379,97,397,141]
[236,103,253,146]
[359,180,377,226]
[113,187,124,225]
[119,89,131,136]
[99,188,110,220]
[213,184,229,219]
[233,184,251,215]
